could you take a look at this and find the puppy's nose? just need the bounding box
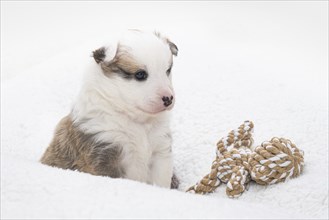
[162,96,174,107]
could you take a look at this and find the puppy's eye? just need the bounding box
[135,70,148,81]
[166,67,172,76]
[166,68,171,76]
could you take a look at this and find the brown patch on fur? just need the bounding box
[92,47,106,64]
[154,31,178,56]
[167,41,178,56]
[101,45,145,78]
[171,173,180,189]
[40,115,124,178]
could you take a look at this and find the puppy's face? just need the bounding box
[93,31,178,115]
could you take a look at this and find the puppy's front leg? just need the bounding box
[124,160,149,183]
[149,150,173,188]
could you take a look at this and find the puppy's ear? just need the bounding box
[92,47,106,64]
[154,31,178,56]
[167,40,178,56]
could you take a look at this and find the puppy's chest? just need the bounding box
[94,119,171,158]
[124,123,170,157]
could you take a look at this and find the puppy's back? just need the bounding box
[40,115,124,177]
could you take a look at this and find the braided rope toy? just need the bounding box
[187,121,304,198]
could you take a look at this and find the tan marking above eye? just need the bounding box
[114,53,144,74]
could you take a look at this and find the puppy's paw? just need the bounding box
[171,173,180,189]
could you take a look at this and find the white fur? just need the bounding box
[72,30,176,188]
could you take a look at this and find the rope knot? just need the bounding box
[186,121,304,198]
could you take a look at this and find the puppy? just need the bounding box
[40,30,179,189]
